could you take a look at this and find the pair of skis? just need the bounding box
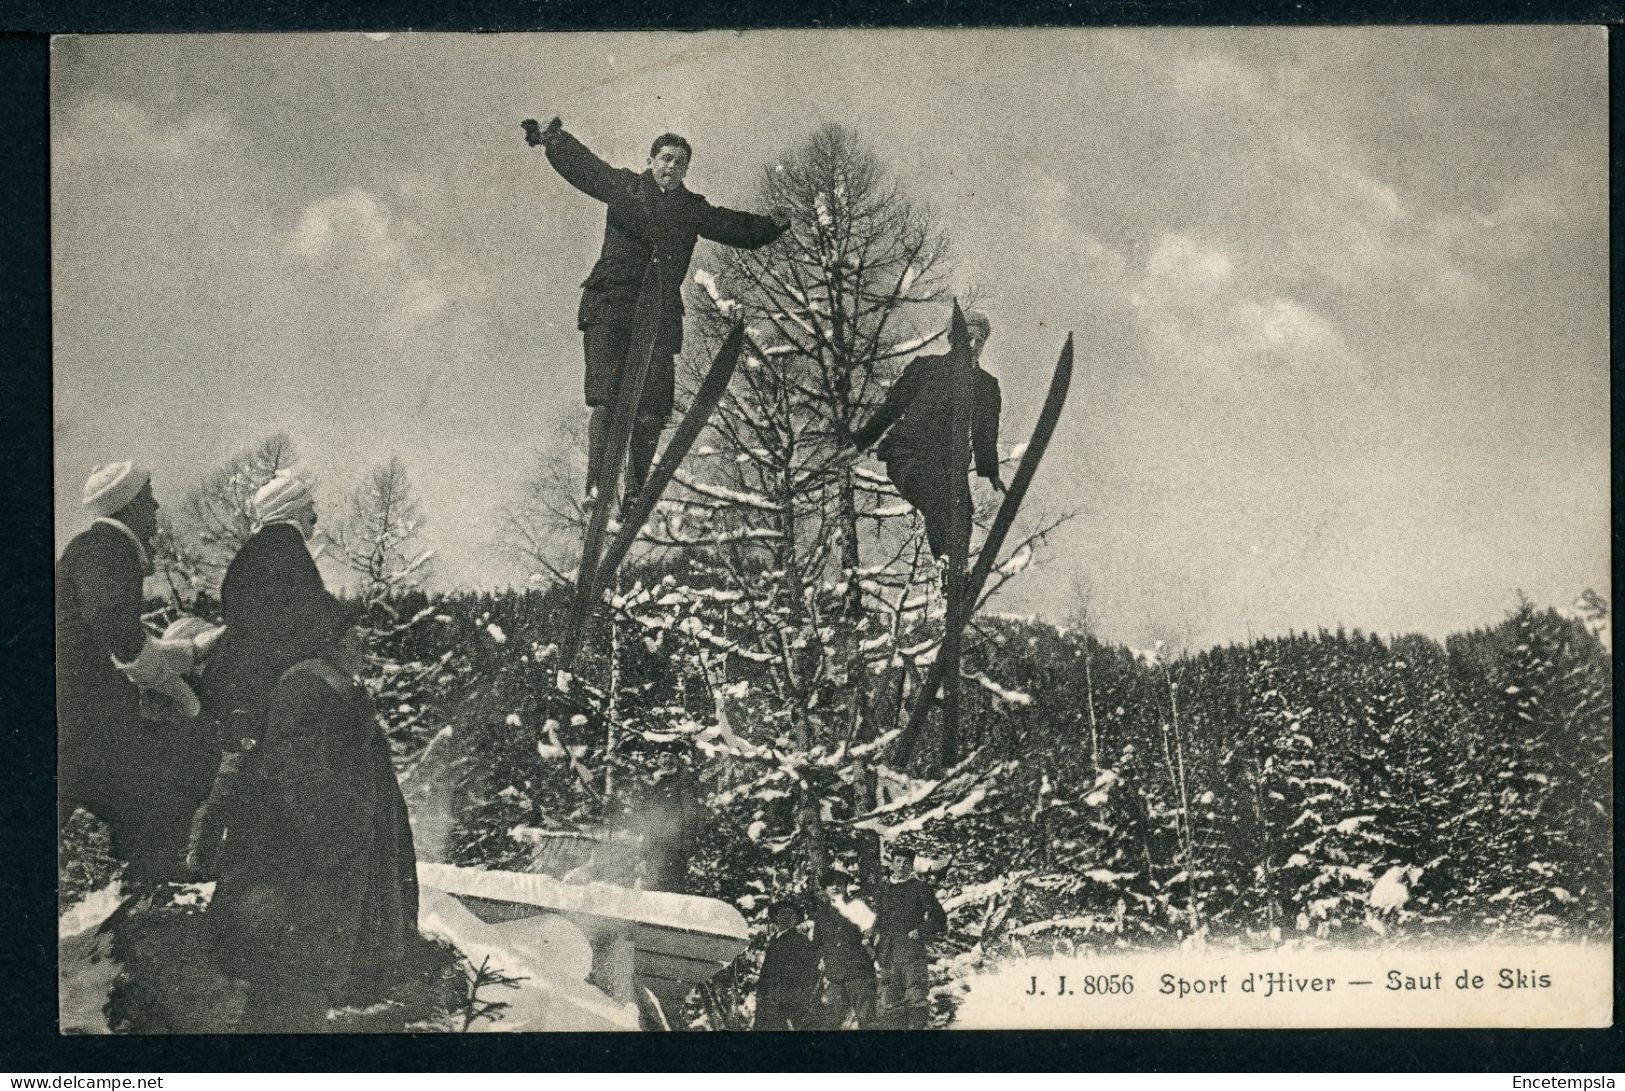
[561,259,747,671]
[894,305,1075,768]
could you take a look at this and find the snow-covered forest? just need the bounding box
[59,123,1612,1032]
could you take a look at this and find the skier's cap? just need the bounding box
[82,461,151,517]
[253,472,314,525]
[963,311,992,339]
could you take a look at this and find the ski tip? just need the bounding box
[948,299,970,354]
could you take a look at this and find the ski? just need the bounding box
[563,257,675,669]
[564,322,747,667]
[897,331,1075,765]
[937,301,978,767]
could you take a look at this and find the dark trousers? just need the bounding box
[583,322,674,497]
[818,974,877,1029]
[886,455,971,560]
[752,997,811,1031]
[877,957,932,1029]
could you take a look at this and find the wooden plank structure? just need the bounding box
[417,861,749,1010]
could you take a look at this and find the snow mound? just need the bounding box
[58,882,126,1034]
[417,888,636,1032]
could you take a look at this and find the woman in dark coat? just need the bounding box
[205,588,419,1033]
[203,473,329,723]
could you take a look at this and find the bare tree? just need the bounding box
[179,431,300,587]
[496,429,593,588]
[331,455,435,609]
[580,124,1072,892]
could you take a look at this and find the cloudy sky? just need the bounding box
[52,28,1609,651]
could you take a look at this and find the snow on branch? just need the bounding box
[967,671,1032,706]
[693,268,742,319]
[671,472,779,514]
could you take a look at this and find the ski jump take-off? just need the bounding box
[522,116,788,668]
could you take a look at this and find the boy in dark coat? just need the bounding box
[524,116,788,509]
[56,462,217,883]
[205,589,419,1033]
[752,901,819,1030]
[870,846,948,1029]
[809,870,878,1029]
[849,310,1005,563]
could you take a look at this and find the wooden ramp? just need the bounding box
[417,862,749,994]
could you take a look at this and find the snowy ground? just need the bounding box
[58,880,638,1034]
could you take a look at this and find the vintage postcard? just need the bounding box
[52,27,1611,1033]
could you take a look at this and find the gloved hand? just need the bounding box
[522,116,562,147]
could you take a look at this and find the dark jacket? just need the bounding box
[208,658,419,1000]
[205,522,329,720]
[56,519,220,877]
[56,519,148,735]
[219,522,326,636]
[850,352,1002,479]
[810,903,876,984]
[544,127,785,354]
[870,878,948,967]
[755,927,820,1016]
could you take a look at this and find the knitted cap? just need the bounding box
[81,462,151,517]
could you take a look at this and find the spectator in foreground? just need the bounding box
[205,585,419,1033]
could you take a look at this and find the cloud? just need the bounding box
[1130,232,1355,377]
[286,187,466,330]
[1135,47,1483,300]
[55,95,231,167]
[290,188,401,263]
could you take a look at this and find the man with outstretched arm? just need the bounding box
[848,310,1005,569]
[523,116,789,511]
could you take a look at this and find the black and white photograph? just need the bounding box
[51,27,1611,1034]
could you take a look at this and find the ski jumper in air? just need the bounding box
[850,310,1005,560]
[527,117,788,509]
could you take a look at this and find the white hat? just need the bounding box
[253,472,314,525]
[964,310,992,338]
[82,461,151,517]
